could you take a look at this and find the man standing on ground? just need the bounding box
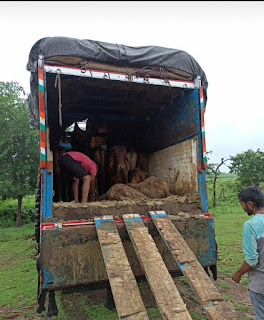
[232,186,264,320]
[59,149,97,203]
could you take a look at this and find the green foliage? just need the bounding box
[0,195,35,228]
[229,149,264,188]
[206,150,229,177]
[206,151,218,176]
[0,81,39,200]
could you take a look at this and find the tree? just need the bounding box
[206,151,230,207]
[0,81,39,226]
[229,149,264,188]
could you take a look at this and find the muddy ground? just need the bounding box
[57,273,255,320]
[17,273,253,320]
[0,272,255,319]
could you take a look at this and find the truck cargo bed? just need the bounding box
[40,203,215,290]
[50,194,202,222]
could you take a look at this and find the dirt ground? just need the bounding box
[57,272,255,320]
[0,273,255,320]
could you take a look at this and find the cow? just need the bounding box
[91,136,107,195]
[68,120,108,197]
[129,167,148,184]
[70,119,101,156]
[70,122,90,155]
[90,122,110,195]
[107,146,131,188]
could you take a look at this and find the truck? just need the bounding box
[27,36,223,319]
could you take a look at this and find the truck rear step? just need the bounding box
[123,214,192,320]
[150,211,225,320]
[94,216,149,320]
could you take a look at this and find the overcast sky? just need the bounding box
[1,1,264,171]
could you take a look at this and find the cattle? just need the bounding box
[69,120,108,197]
[70,119,101,156]
[91,137,107,195]
[107,146,131,187]
[90,123,109,195]
[70,122,90,155]
[129,167,148,184]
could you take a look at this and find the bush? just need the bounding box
[0,195,35,228]
[207,173,264,214]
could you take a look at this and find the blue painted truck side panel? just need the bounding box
[146,88,199,152]
[41,169,53,219]
[145,87,208,212]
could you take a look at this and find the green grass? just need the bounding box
[222,293,235,302]
[147,308,162,319]
[189,312,207,320]
[0,223,37,309]
[212,208,249,281]
[217,280,231,289]
[207,173,251,285]
[0,223,38,320]
[233,301,251,311]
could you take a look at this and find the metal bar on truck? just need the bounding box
[38,54,53,220]
[94,216,149,320]
[199,86,207,168]
[44,64,196,89]
[197,84,208,212]
[150,210,225,320]
[123,214,192,320]
[38,55,46,169]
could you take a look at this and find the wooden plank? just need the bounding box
[94,216,148,320]
[150,211,225,320]
[123,214,192,320]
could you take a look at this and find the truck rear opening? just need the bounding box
[46,65,205,200]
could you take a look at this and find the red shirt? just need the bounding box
[66,151,97,176]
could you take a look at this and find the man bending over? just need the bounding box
[59,150,97,203]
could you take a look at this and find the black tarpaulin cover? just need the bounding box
[26,36,208,128]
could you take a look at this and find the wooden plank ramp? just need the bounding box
[150,210,225,320]
[94,216,149,320]
[123,213,192,320]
